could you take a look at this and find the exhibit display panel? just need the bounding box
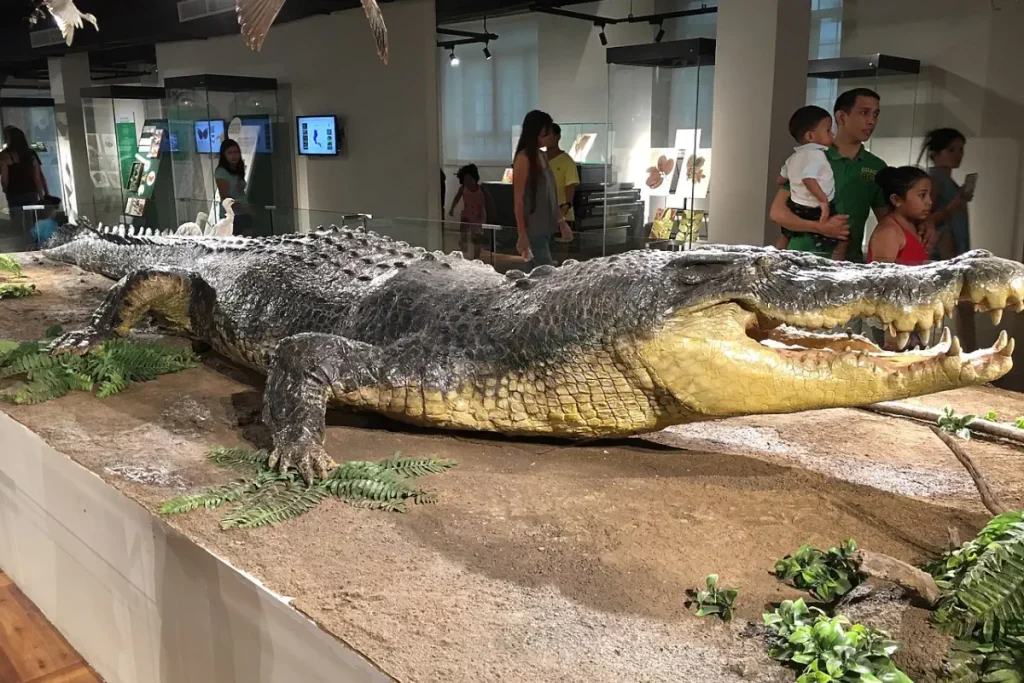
[806,54,922,165]
[0,98,62,252]
[606,38,715,255]
[164,74,286,236]
[81,86,173,228]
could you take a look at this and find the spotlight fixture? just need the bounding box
[655,21,665,43]
[597,23,608,46]
[483,42,491,59]
[449,48,460,66]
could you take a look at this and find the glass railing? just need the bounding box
[10,198,710,269]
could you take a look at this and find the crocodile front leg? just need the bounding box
[49,268,215,354]
[263,332,385,482]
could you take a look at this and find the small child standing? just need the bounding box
[776,105,845,260]
[448,164,494,258]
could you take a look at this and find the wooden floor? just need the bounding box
[0,571,103,683]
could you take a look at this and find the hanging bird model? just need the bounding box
[27,0,99,46]
[234,0,388,64]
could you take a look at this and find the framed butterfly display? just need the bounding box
[194,119,226,154]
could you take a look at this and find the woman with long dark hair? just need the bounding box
[918,127,971,260]
[1,126,47,237]
[513,110,572,268]
[918,127,976,351]
[214,138,252,235]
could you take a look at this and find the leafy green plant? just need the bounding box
[0,254,23,277]
[941,636,1024,683]
[926,511,1024,683]
[775,539,864,603]
[161,447,457,529]
[983,410,998,422]
[0,283,36,299]
[927,510,1024,640]
[685,574,738,622]
[0,334,198,404]
[764,599,912,683]
[938,406,976,440]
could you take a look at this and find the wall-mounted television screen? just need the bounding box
[297,115,339,156]
[239,115,273,154]
[194,119,225,154]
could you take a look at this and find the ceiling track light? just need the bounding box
[654,21,665,43]
[483,42,491,59]
[449,48,459,66]
[596,23,608,46]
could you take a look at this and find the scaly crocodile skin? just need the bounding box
[40,222,1024,482]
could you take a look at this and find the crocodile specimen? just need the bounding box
[39,222,1024,482]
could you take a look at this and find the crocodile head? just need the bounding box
[632,246,1024,419]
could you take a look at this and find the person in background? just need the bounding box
[29,195,61,249]
[448,163,495,259]
[214,139,252,235]
[919,127,976,351]
[513,110,573,270]
[919,128,972,260]
[546,123,580,231]
[770,88,924,261]
[0,126,47,238]
[867,165,932,350]
[775,105,844,259]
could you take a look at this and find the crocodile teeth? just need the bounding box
[991,309,1004,326]
[940,327,951,347]
[918,326,932,346]
[888,322,898,337]
[1003,338,1016,357]
[896,332,910,350]
[994,330,1009,354]
[948,335,962,357]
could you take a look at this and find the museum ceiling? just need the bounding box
[0,0,592,75]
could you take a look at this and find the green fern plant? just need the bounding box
[928,511,1024,640]
[160,446,457,530]
[0,335,198,404]
[0,254,23,277]
[941,636,1024,683]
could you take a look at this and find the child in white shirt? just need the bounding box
[775,105,845,260]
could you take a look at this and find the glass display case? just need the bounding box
[605,38,715,255]
[0,98,62,251]
[81,86,172,228]
[806,54,922,165]
[806,54,922,254]
[164,74,288,236]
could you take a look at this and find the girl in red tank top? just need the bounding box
[867,165,933,266]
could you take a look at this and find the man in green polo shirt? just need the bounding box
[770,88,896,262]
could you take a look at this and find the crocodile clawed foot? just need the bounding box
[268,442,337,484]
[47,327,110,355]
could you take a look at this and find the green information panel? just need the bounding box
[115,121,137,188]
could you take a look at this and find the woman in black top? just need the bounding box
[1,126,47,236]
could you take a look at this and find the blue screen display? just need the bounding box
[297,116,339,156]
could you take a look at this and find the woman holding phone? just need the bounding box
[918,128,972,259]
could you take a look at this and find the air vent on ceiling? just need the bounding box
[30,28,65,48]
[177,0,236,23]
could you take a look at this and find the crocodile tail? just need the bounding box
[43,221,192,279]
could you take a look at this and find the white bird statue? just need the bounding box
[29,0,99,46]
[206,200,236,237]
[175,212,210,237]
[234,0,388,64]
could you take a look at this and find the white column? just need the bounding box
[47,54,93,221]
[708,0,811,246]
